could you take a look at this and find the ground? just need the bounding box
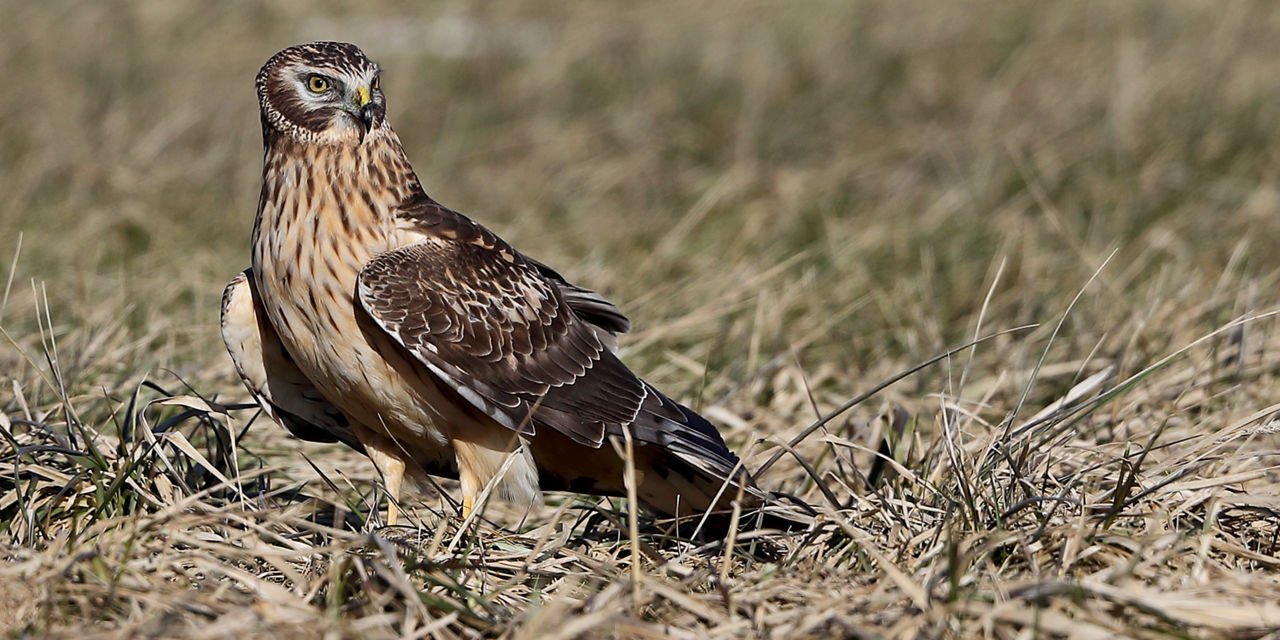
[4,1,1280,638]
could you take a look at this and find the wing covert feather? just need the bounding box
[357,233,646,447]
[359,202,748,489]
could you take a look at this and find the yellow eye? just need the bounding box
[371,75,380,91]
[307,75,330,93]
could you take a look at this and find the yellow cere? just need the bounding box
[354,86,371,108]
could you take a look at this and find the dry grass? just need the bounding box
[5,1,1280,638]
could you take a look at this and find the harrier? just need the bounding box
[222,42,761,526]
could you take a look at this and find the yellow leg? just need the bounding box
[456,443,481,520]
[459,465,478,520]
[366,444,406,527]
[452,438,536,520]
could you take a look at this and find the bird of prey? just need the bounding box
[221,42,760,527]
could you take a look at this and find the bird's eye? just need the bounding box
[307,75,331,93]
[371,75,380,91]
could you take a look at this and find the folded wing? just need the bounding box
[357,202,750,497]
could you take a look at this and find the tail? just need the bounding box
[629,394,814,532]
[530,384,815,532]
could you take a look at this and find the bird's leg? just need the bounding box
[452,438,539,520]
[459,462,478,520]
[454,441,487,520]
[365,443,406,527]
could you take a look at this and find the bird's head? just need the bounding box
[256,42,387,145]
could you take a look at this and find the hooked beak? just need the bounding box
[346,86,376,136]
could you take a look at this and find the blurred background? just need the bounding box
[2,0,1279,429]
